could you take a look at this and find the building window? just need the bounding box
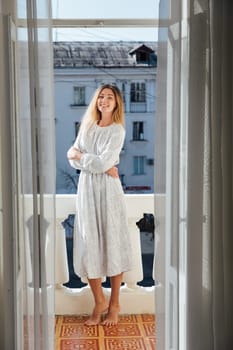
[75,121,81,137]
[122,83,126,104]
[133,156,146,175]
[73,86,85,106]
[133,121,144,140]
[130,82,146,103]
[129,44,156,66]
[119,174,125,186]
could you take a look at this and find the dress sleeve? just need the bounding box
[70,125,125,174]
[68,133,83,170]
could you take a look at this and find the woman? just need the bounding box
[67,84,133,326]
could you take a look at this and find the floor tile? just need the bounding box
[55,314,156,350]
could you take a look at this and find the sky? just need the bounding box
[52,0,159,19]
[52,0,159,42]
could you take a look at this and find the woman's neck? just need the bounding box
[98,114,113,127]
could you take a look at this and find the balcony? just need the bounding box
[130,102,147,113]
[21,193,164,349]
[55,193,165,316]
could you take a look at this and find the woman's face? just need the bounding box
[97,88,116,114]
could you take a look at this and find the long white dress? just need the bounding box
[69,121,133,279]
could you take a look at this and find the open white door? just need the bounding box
[11,0,56,348]
[8,16,25,350]
[155,1,189,350]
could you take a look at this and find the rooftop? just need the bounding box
[53,41,157,68]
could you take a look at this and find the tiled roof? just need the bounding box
[53,41,157,68]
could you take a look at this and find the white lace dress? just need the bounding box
[69,122,133,279]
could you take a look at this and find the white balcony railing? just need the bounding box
[55,194,165,315]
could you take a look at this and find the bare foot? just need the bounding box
[101,304,120,326]
[84,300,109,326]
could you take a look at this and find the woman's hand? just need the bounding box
[106,166,119,178]
[67,146,82,160]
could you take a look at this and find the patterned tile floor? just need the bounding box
[55,314,156,350]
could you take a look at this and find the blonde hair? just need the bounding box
[79,84,125,133]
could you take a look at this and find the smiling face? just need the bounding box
[97,88,117,115]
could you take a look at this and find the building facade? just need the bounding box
[53,41,157,193]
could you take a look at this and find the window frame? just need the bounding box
[133,155,146,175]
[72,86,86,106]
[132,121,145,141]
[130,82,146,103]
